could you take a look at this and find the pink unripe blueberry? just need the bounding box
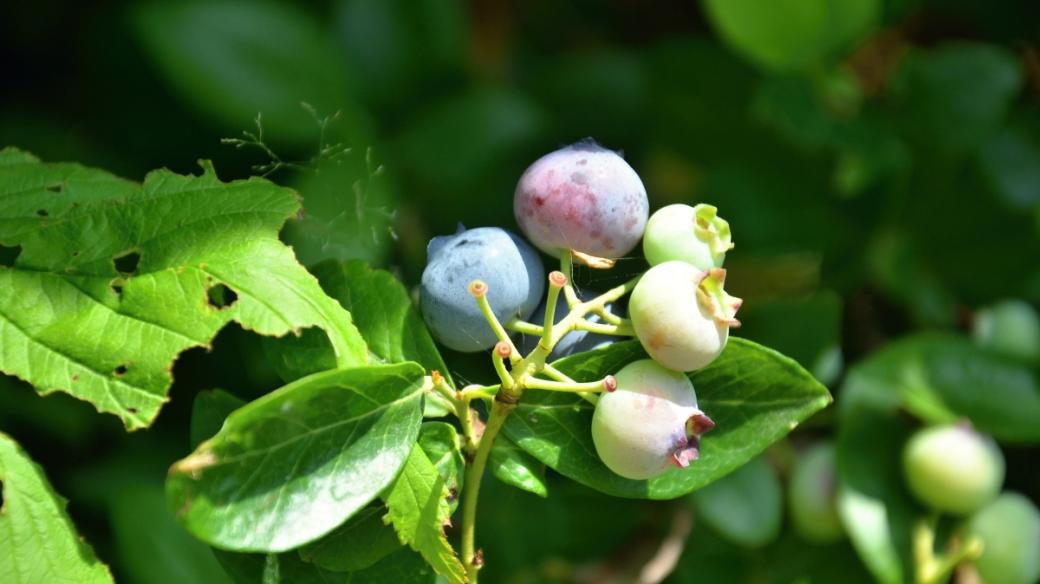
[966,492,1040,584]
[591,359,715,480]
[630,261,742,372]
[643,203,734,270]
[902,424,1005,515]
[514,140,649,261]
[788,442,844,543]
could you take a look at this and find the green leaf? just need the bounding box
[417,422,465,506]
[190,389,246,449]
[502,338,832,499]
[892,43,1022,156]
[835,392,917,584]
[297,506,403,573]
[383,445,466,584]
[842,333,1040,443]
[689,454,782,548]
[0,433,114,583]
[978,122,1040,210]
[167,362,426,552]
[217,547,435,584]
[703,0,879,72]
[132,0,367,144]
[108,484,232,584]
[0,149,368,430]
[269,260,453,414]
[488,435,548,498]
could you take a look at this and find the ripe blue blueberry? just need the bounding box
[514,139,649,261]
[420,226,544,352]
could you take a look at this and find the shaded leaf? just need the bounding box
[297,506,403,573]
[167,363,426,552]
[502,339,831,498]
[690,454,782,548]
[0,148,367,430]
[133,0,366,143]
[216,547,435,584]
[0,433,114,583]
[190,389,246,449]
[842,333,1040,443]
[488,435,548,498]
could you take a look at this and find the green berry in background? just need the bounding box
[902,424,1005,515]
[974,299,1040,363]
[643,203,733,270]
[966,492,1040,584]
[788,442,845,543]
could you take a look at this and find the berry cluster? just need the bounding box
[419,140,742,480]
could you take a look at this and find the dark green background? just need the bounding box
[2,0,1038,582]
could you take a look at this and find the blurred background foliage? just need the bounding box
[2,0,1039,582]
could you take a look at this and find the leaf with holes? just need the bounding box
[166,362,426,552]
[0,432,114,583]
[501,339,832,499]
[0,148,368,430]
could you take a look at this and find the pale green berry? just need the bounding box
[630,261,742,372]
[902,424,1004,515]
[974,299,1040,363]
[966,492,1040,584]
[788,442,844,543]
[643,203,733,270]
[591,359,715,480]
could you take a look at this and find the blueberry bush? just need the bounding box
[1,1,1039,583]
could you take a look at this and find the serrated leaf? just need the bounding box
[383,445,467,584]
[0,433,114,584]
[489,435,548,498]
[0,148,368,430]
[167,362,426,552]
[501,338,831,499]
[842,333,1040,443]
[268,260,453,414]
[418,422,464,506]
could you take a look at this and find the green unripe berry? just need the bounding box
[591,359,715,480]
[787,442,844,543]
[902,424,1005,515]
[966,492,1040,584]
[643,203,733,270]
[630,261,742,372]
[974,299,1040,363]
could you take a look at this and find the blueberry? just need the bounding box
[967,492,1040,584]
[420,226,545,352]
[514,139,649,260]
[643,203,733,270]
[630,261,742,371]
[591,359,714,480]
[902,424,1005,515]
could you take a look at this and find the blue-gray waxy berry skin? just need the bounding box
[420,226,545,352]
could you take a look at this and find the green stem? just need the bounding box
[460,399,514,583]
[575,320,635,336]
[473,288,521,364]
[559,251,580,308]
[541,364,600,405]
[913,518,986,584]
[525,376,614,393]
[505,319,543,336]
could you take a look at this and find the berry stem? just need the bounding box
[504,319,543,336]
[525,375,616,393]
[542,364,600,405]
[471,282,521,364]
[574,319,635,336]
[559,251,581,309]
[460,398,514,584]
[912,518,985,584]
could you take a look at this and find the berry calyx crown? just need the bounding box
[695,268,742,327]
[692,204,734,265]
